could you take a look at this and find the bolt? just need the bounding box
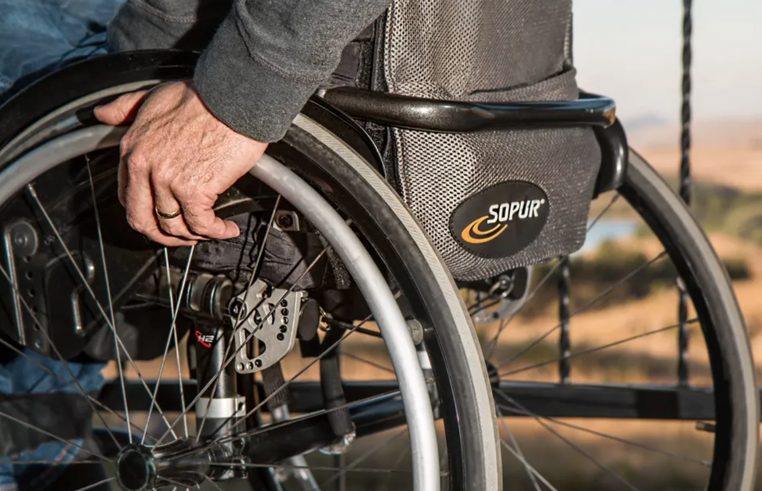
[9,222,39,256]
[277,214,293,228]
[280,300,288,307]
[229,299,246,318]
[277,333,285,341]
[237,363,245,371]
[281,308,289,316]
[279,325,287,333]
[247,362,254,370]
[282,317,289,324]
[34,339,43,349]
[255,359,262,368]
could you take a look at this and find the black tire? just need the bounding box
[274,116,503,490]
[620,150,758,491]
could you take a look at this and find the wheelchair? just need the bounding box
[0,11,757,491]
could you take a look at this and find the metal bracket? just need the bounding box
[233,280,303,374]
[473,267,532,323]
[3,220,46,347]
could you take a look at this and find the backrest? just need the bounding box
[383,0,575,102]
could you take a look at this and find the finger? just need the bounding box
[117,152,128,207]
[123,159,196,247]
[94,90,150,126]
[152,186,206,241]
[181,202,240,240]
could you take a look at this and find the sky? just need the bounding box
[572,0,762,125]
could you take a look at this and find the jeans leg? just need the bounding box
[0,0,123,98]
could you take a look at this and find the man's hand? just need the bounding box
[95,81,268,247]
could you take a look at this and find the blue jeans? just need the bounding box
[0,0,123,489]
[0,0,123,100]
[0,347,106,490]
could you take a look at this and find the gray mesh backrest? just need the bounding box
[383,0,601,281]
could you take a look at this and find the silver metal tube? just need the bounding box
[253,155,440,491]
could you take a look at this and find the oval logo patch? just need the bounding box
[450,181,549,258]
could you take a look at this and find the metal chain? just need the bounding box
[677,0,693,386]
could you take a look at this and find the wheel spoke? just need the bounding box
[495,251,668,372]
[586,192,621,232]
[71,477,116,491]
[195,196,281,442]
[111,249,163,306]
[497,402,710,466]
[500,318,696,378]
[495,389,640,491]
[156,241,334,446]
[320,427,408,487]
[173,387,406,460]
[324,318,382,339]
[371,446,411,491]
[223,308,387,439]
[165,248,189,439]
[468,297,503,316]
[482,260,560,361]
[202,461,418,475]
[142,245,195,444]
[27,183,177,439]
[85,156,131,445]
[203,475,225,491]
[0,408,110,462]
[0,459,104,465]
[499,439,558,491]
[0,330,147,440]
[483,193,622,361]
[0,263,122,450]
[496,407,542,491]
[341,352,395,375]
[160,476,195,489]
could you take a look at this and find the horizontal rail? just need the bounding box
[322,87,616,133]
[99,380,753,421]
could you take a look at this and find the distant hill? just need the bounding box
[625,118,762,191]
[628,118,762,149]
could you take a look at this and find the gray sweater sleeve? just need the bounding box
[194,0,389,142]
[109,0,389,142]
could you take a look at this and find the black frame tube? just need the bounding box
[323,87,616,133]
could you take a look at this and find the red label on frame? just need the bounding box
[195,330,215,348]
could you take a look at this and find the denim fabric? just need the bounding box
[0,348,107,490]
[0,0,124,101]
[0,0,123,489]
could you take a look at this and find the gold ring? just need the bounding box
[155,207,182,220]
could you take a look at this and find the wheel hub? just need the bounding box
[115,445,156,491]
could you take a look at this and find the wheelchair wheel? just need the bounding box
[475,150,758,490]
[0,54,499,490]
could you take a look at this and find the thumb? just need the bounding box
[94,90,149,126]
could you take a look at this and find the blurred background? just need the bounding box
[108,1,762,489]
[494,0,762,488]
